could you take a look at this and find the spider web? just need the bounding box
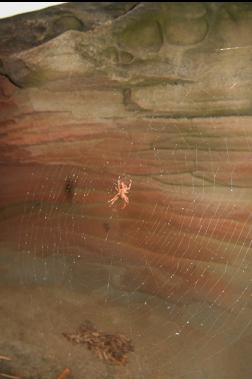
[9,111,251,378]
[1,41,252,379]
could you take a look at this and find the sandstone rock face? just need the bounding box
[0,3,251,379]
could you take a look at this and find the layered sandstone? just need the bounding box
[0,3,251,378]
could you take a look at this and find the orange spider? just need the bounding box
[108,176,132,209]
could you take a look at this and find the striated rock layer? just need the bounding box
[0,3,251,377]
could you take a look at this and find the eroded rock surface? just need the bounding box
[1,2,252,116]
[0,3,251,379]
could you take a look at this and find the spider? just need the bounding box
[108,176,132,209]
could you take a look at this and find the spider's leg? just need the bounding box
[118,177,121,188]
[121,199,127,209]
[121,195,129,207]
[109,198,116,206]
[108,194,119,205]
[108,195,116,203]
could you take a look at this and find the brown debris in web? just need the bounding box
[63,320,134,366]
